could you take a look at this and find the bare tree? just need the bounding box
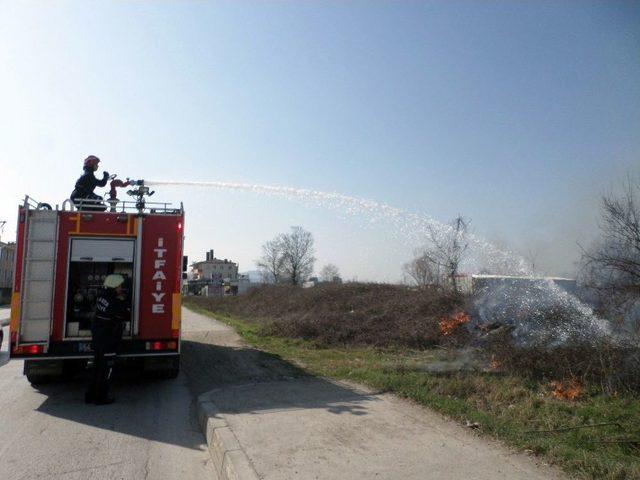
[425,215,470,291]
[279,226,316,286]
[403,249,441,288]
[320,263,341,282]
[581,176,640,329]
[256,238,284,284]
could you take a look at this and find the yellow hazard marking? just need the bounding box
[67,213,136,237]
[69,214,80,233]
[10,292,20,331]
[172,293,181,330]
[69,232,135,237]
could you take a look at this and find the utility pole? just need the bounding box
[0,221,6,244]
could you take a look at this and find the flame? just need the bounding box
[489,354,501,370]
[550,379,583,401]
[439,312,470,336]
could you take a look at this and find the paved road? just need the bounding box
[0,305,565,480]
[0,307,215,480]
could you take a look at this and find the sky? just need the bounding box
[1,1,639,281]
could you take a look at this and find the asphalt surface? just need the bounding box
[181,307,304,397]
[0,307,216,480]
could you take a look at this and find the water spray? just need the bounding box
[147,180,528,274]
[147,179,610,345]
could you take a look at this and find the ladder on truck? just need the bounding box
[19,209,58,347]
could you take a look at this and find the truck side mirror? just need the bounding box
[182,255,188,272]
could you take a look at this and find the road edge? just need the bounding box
[197,392,260,480]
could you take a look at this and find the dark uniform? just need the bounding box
[71,169,109,211]
[86,287,129,404]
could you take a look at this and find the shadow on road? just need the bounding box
[181,334,378,417]
[29,336,376,450]
[32,372,206,451]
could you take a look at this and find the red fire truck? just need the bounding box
[9,184,185,384]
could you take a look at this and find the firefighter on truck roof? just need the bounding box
[86,274,130,405]
[70,155,109,211]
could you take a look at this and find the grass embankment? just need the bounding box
[184,285,640,480]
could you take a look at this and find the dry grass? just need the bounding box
[188,283,464,348]
[188,283,640,394]
[487,337,640,395]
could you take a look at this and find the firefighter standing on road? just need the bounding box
[86,274,130,405]
[71,155,110,211]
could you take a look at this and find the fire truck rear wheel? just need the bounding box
[24,360,63,385]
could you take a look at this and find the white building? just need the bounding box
[192,249,239,282]
[188,249,253,297]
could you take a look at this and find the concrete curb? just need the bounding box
[197,393,260,480]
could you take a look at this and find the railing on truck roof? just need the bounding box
[22,195,183,214]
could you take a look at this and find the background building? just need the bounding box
[187,249,251,297]
[192,249,239,282]
[0,241,16,304]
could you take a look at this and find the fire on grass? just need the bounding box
[550,378,584,401]
[489,354,501,371]
[439,311,470,336]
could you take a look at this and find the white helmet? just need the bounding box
[104,274,125,289]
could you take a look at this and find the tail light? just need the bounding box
[13,344,45,355]
[145,340,178,351]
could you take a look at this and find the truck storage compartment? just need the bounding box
[65,238,134,339]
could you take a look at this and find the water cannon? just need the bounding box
[108,175,134,212]
[126,179,155,213]
[126,180,155,198]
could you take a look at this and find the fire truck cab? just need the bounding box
[9,194,185,384]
